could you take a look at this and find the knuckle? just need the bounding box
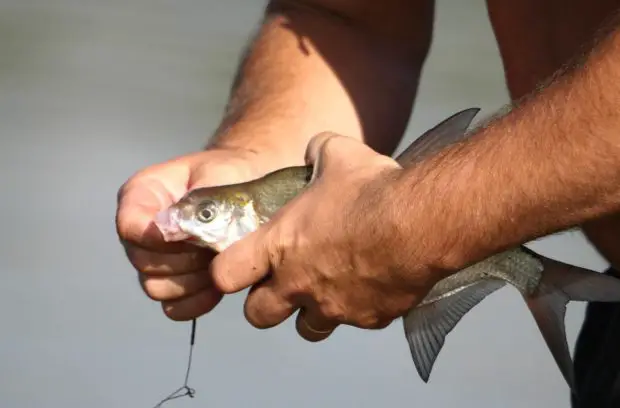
[142,273,210,301]
[161,303,190,321]
[125,246,154,273]
[115,213,132,243]
[115,189,137,239]
[313,131,340,146]
[116,179,133,205]
[316,133,343,158]
[161,290,222,321]
[243,301,272,329]
[244,308,267,329]
[139,275,169,301]
[126,246,203,275]
[356,313,384,330]
[282,272,312,298]
[319,300,345,321]
[244,287,290,329]
[266,237,283,268]
[306,132,340,164]
[210,262,235,293]
[368,318,393,330]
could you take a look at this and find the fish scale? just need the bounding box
[154,108,620,396]
[420,248,543,306]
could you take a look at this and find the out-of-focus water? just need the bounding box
[0,1,609,407]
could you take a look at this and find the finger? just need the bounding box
[244,280,296,329]
[210,228,273,294]
[126,245,215,276]
[295,307,339,342]
[139,271,214,301]
[161,287,223,321]
[304,131,341,168]
[188,157,260,188]
[305,132,395,177]
[306,132,366,172]
[117,179,193,253]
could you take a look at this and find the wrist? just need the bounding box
[351,161,456,289]
[387,148,494,275]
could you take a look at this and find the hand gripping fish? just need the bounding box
[154,108,620,392]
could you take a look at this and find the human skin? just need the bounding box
[485,0,620,269]
[116,0,433,327]
[116,0,620,341]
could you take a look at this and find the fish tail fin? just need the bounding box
[523,250,620,393]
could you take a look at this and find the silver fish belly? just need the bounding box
[157,107,620,393]
[419,248,543,307]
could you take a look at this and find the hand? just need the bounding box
[208,133,442,342]
[116,146,284,321]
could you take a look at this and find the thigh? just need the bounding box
[485,0,620,99]
[486,0,620,269]
[484,2,620,405]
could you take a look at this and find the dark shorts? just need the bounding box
[572,267,620,408]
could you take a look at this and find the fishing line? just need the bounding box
[151,318,197,407]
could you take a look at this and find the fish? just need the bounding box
[153,108,620,393]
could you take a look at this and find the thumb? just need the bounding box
[209,227,273,294]
[116,178,189,252]
[305,132,381,178]
[187,149,266,190]
[304,132,344,173]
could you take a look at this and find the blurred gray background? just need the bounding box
[0,1,610,407]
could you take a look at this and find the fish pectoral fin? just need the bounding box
[524,255,620,393]
[395,107,481,166]
[403,278,506,383]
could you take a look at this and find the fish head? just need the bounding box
[154,187,260,253]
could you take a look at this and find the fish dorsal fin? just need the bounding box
[403,278,505,382]
[395,107,481,166]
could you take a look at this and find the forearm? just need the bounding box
[209,0,433,168]
[392,22,620,271]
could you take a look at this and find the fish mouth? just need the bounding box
[153,207,191,242]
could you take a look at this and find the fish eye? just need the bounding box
[196,201,217,223]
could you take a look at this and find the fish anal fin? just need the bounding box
[403,278,505,382]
